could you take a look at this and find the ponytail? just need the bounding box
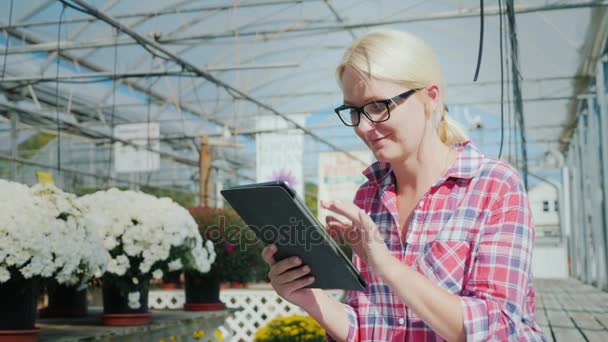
[437,111,468,145]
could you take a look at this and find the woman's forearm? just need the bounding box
[379,256,466,342]
[301,289,352,342]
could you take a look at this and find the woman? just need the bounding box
[261,29,546,341]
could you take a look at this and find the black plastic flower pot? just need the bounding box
[184,271,225,311]
[0,278,39,332]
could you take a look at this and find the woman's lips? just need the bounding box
[370,135,390,148]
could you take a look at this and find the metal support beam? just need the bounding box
[170,95,589,130]
[597,56,608,290]
[0,101,255,181]
[65,0,367,165]
[586,93,608,289]
[560,165,571,273]
[0,151,201,195]
[577,107,591,283]
[560,5,608,151]
[0,26,240,133]
[10,110,18,180]
[0,100,198,165]
[0,63,299,83]
[566,146,578,278]
[323,0,356,40]
[0,0,323,30]
[4,1,607,53]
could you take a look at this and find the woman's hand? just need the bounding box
[322,200,393,275]
[261,244,317,309]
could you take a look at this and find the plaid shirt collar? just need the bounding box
[362,140,484,188]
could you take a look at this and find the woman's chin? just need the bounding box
[372,148,400,163]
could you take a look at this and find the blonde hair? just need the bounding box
[336,29,468,145]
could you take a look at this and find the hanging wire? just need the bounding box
[178,67,188,139]
[498,0,505,159]
[473,0,484,81]
[503,3,514,164]
[55,3,67,173]
[107,26,119,182]
[1,0,14,81]
[506,0,528,189]
[145,57,155,186]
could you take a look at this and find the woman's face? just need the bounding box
[341,66,435,163]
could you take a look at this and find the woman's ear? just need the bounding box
[421,85,440,120]
[425,84,441,111]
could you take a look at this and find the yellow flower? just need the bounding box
[170,337,176,341]
[254,314,326,342]
[193,330,205,339]
[213,330,223,341]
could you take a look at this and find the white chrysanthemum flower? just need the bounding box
[168,259,183,271]
[0,180,109,285]
[0,267,11,282]
[29,183,109,286]
[139,262,152,274]
[104,236,119,250]
[152,269,163,280]
[78,188,216,280]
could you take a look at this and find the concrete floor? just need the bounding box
[536,278,608,341]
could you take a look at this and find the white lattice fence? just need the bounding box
[149,289,183,309]
[149,285,344,342]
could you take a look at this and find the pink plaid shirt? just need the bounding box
[328,141,545,341]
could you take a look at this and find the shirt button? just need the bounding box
[398,317,405,325]
[418,201,424,208]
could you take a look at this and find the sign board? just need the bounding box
[113,122,160,173]
[255,115,307,196]
[256,131,304,196]
[317,150,373,223]
[36,171,54,185]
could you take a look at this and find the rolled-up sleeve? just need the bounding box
[326,187,371,342]
[460,176,545,341]
[326,290,359,342]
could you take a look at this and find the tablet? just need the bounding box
[221,181,366,291]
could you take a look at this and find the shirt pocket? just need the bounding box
[415,240,471,295]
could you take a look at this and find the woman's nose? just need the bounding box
[355,114,375,134]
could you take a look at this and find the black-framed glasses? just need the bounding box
[334,88,420,127]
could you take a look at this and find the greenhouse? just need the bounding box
[1,0,608,341]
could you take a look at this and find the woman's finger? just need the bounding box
[325,214,344,225]
[325,215,351,230]
[323,201,378,237]
[325,213,352,227]
[261,244,278,266]
[284,275,316,293]
[321,200,364,224]
[268,256,303,279]
[275,265,312,285]
[357,209,384,244]
[325,216,352,241]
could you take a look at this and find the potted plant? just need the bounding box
[0,180,107,341]
[78,189,216,325]
[160,270,182,289]
[186,206,267,311]
[32,184,109,319]
[254,315,326,342]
